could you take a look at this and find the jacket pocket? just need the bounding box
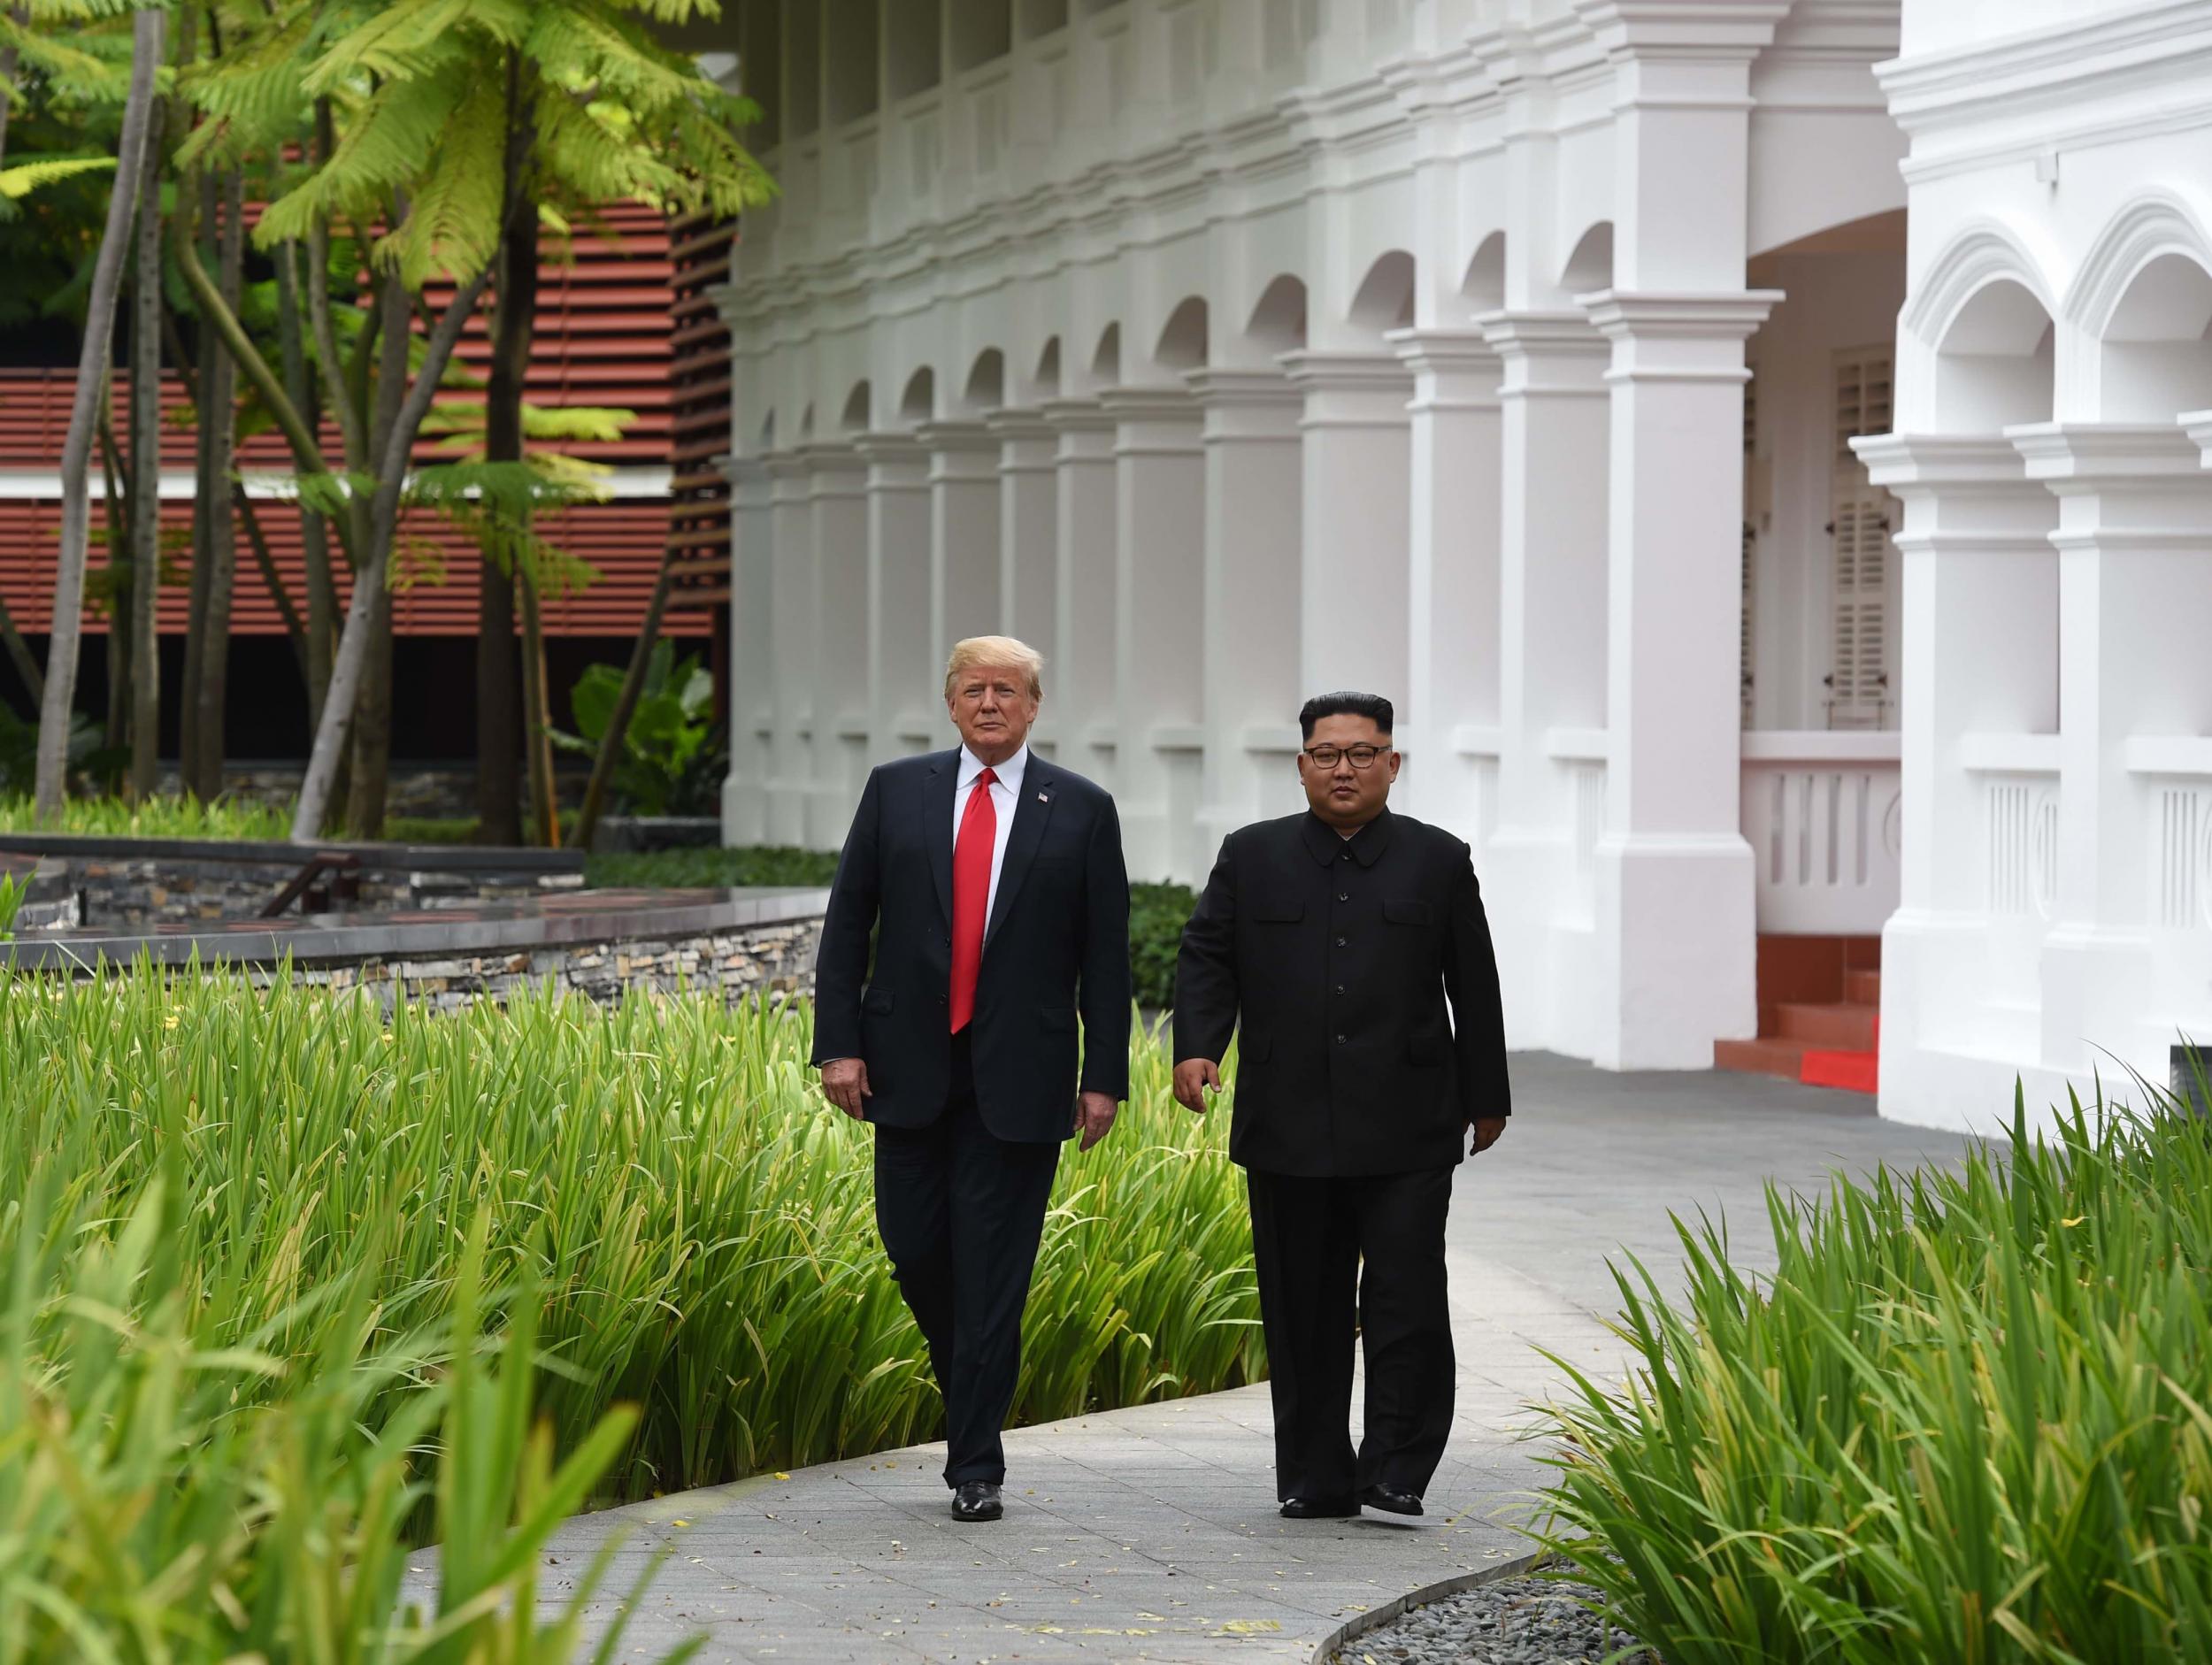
[1037,1006,1077,1032]
[863,986,896,1015]
[1385,899,1435,926]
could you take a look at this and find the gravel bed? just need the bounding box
[1329,1566,1657,1665]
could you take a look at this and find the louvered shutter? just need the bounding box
[1742,371,1756,729]
[1828,347,1896,730]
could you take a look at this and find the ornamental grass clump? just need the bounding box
[0,793,295,840]
[0,968,1260,1652]
[1539,1081,2212,1665]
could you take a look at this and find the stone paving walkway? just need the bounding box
[463,1055,1978,1663]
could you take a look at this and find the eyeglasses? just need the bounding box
[1301,744,1390,771]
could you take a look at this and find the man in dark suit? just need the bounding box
[813,634,1131,1523]
[1171,691,1509,1521]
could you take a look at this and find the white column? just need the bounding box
[764,450,815,847]
[1392,327,1503,848]
[1189,369,1304,874]
[916,420,1002,685]
[1579,291,1776,1070]
[1476,311,1612,1055]
[1041,399,1118,788]
[803,442,869,847]
[1281,351,1414,703]
[989,408,1059,664]
[856,431,935,764]
[1853,434,2060,1121]
[721,456,774,845]
[2011,425,2212,1078]
[1102,387,1205,883]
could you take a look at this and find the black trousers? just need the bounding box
[872,1036,1063,1487]
[1246,1164,1456,1502]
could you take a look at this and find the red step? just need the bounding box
[1776,1001,1878,1051]
[1801,1048,1878,1093]
[1845,969,1881,1005]
[1713,1036,1812,1080]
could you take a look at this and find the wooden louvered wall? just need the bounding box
[0,199,707,643]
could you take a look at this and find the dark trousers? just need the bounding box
[872,1037,1062,1487]
[1246,1164,1456,1502]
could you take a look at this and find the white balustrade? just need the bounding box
[1740,732,1902,935]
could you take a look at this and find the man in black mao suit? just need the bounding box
[813,634,1131,1523]
[1172,691,1509,1520]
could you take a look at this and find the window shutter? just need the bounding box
[1742,372,1757,730]
[1828,347,1896,730]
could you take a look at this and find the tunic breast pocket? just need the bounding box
[1384,899,1435,927]
[1253,898,1305,925]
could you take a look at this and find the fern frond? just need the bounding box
[0,154,114,201]
[383,71,505,288]
[300,0,530,96]
[256,65,465,249]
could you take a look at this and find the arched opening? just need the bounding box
[797,403,816,441]
[963,348,1007,413]
[757,410,776,452]
[1031,336,1063,402]
[1461,232,1505,315]
[899,366,936,423]
[1154,296,1210,372]
[1561,221,1614,297]
[1932,278,2055,434]
[1348,250,1416,334]
[1091,321,1121,385]
[2099,252,2212,421]
[1245,274,1308,354]
[840,380,872,433]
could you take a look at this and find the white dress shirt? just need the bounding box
[955,743,1029,928]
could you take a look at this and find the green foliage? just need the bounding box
[582,843,842,891]
[0,792,296,839]
[550,641,720,816]
[0,975,1262,1552]
[0,702,121,800]
[1538,1080,2212,1665]
[1130,882,1195,1011]
[0,871,22,937]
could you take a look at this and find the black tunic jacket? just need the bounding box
[810,748,1133,1143]
[1172,808,1510,1177]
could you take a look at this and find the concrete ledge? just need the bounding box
[1,886,829,971]
[0,831,587,876]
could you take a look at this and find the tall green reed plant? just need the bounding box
[0,794,296,840]
[1538,1081,2212,1664]
[0,871,21,937]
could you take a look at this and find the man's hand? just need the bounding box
[820,1057,872,1119]
[1470,1116,1508,1156]
[1075,1091,1118,1152]
[1172,1058,1222,1114]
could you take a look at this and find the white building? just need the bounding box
[713,0,2212,1132]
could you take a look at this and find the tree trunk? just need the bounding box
[343,268,413,839]
[518,572,558,847]
[0,591,39,707]
[479,152,536,847]
[235,482,308,682]
[34,7,165,823]
[191,167,244,801]
[276,240,336,725]
[574,547,677,851]
[96,387,127,752]
[177,172,216,794]
[129,92,164,802]
[289,262,492,843]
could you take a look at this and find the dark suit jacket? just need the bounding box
[810,748,1132,1143]
[1172,808,1509,1177]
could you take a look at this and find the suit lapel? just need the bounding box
[984,758,1057,953]
[926,749,958,924]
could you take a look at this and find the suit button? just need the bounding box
[1335,936,1347,948]
[1335,984,1346,996]
[1335,1033,1347,1045]
[1337,891,1348,902]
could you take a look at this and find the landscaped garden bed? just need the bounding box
[0,971,1259,1655]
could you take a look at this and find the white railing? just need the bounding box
[1742,732,1902,935]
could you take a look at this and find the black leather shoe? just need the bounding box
[1359,1483,1424,1516]
[950,1481,1003,1523]
[1279,1494,1359,1519]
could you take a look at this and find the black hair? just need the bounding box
[1298,691,1394,741]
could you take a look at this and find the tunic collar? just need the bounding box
[1300,807,1394,868]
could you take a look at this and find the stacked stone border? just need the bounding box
[1310,1551,1547,1665]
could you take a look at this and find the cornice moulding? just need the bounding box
[2006,421,2206,482]
[1851,433,2032,487]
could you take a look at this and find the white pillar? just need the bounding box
[1476,311,1612,1055]
[803,442,869,847]
[1041,399,1118,787]
[990,408,1059,669]
[916,420,1002,686]
[1853,434,2061,1121]
[1281,351,1414,703]
[1579,291,1776,1070]
[764,451,815,848]
[1189,369,1305,873]
[1102,387,1205,883]
[856,431,935,764]
[722,456,774,845]
[1392,327,1503,848]
[2011,424,2212,1079]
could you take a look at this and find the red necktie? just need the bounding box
[949,766,998,1032]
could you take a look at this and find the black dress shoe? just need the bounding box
[1359,1483,1424,1516]
[1279,1494,1359,1519]
[950,1481,1003,1523]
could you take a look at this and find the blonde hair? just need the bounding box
[944,635,1046,702]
